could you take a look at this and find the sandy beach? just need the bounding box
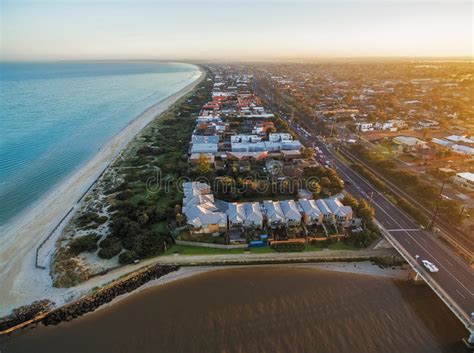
[0,66,204,315]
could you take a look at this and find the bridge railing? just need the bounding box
[378,222,472,332]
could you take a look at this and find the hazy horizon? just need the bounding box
[1,0,472,61]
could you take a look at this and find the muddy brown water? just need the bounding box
[0,267,469,353]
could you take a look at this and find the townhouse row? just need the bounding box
[181,182,353,235]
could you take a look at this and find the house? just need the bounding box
[243,202,264,228]
[298,199,323,225]
[355,122,374,132]
[324,198,353,226]
[315,199,335,224]
[393,136,429,154]
[226,151,268,161]
[446,135,474,145]
[418,119,439,129]
[227,203,246,227]
[182,182,226,234]
[230,134,262,143]
[451,144,474,156]
[183,181,211,197]
[182,200,227,235]
[374,121,396,131]
[190,135,219,155]
[279,200,302,226]
[269,133,293,142]
[281,150,301,160]
[183,193,215,208]
[263,201,286,227]
[453,172,474,191]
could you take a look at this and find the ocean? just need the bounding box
[0,267,467,353]
[0,61,201,227]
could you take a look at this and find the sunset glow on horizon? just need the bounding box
[1,0,472,61]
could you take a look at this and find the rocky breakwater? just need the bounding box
[42,264,179,326]
[0,300,53,332]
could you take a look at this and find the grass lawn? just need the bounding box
[162,244,278,256]
[303,244,324,252]
[162,244,242,256]
[161,242,358,256]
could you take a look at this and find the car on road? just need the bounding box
[422,260,439,273]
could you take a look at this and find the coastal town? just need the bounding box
[2,62,473,349]
[2,0,474,350]
[180,66,372,248]
[47,62,473,282]
[50,64,380,285]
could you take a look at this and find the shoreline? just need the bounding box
[111,261,412,309]
[0,261,413,335]
[0,65,205,315]
[73,261,413,320]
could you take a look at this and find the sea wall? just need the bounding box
[42,264,179,326]
[0,264,179,334]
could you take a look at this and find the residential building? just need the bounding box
[315,199,335,224]
[355,122,374,132]
[182,182,227,234]
[393,136,429,154]
[263,201,286,227]
[324,198,354,226]
[453,172,474,191]
[279,200,302,226]
[298,199,323,225]
[269,133,293,142]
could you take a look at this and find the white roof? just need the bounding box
[446,135,474,144]
[279,200,302,221]
[315,199,332,215]
[456,172,474,182]
[184,205,227,228]
[393,136,426,146]
[263,201,285,223]
[227,203,246,223]
[269,133,293,142]
[191,143,218,154]
[183,194,214,208]
[298,199,323,218]
[183,182,210,198]
[243,202,263,222]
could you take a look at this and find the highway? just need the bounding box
[317,140,474,330]
[254,80,474,334]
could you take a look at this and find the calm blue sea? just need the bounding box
[0,62,200,227]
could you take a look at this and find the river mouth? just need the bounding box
[0,266,467,353]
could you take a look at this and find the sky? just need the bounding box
[0,0,472,61]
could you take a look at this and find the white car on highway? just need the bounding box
[422,260,439,273]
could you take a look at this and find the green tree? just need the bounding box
[196,154,212,175]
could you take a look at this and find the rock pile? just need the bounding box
[42,264,179,326]
[0,300,53,332]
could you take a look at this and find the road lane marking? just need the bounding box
[324,146,474,297]
[387,229,420,232]
[339,160,474,296]
[456,289,466,299]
